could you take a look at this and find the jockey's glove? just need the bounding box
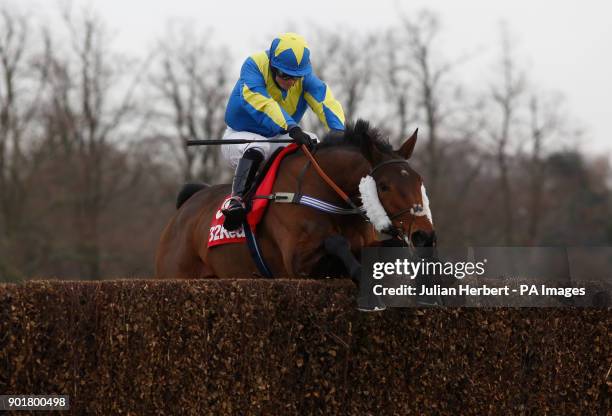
[288,126,315,150]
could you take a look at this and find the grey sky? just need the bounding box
[8,0,612,156]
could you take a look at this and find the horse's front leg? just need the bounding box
[323,235,361,284]
[323,234,385,312]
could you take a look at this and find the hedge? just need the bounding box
[0,279,610,415]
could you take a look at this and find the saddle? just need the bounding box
[208,144,300,248]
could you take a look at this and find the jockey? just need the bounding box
[221,32,346,230]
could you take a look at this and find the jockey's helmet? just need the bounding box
[269,33,312,77]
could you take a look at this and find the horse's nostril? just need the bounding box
[411,231,426,246]
[411,230,435,247]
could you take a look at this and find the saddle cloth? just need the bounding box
[208,143,299,248]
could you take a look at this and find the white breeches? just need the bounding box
[221,127,318,168]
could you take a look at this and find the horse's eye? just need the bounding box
[378,183,390,192]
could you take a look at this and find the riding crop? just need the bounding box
[186,139,294,145]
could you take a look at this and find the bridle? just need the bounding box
[300,145,430,247]
[369,159,429,246]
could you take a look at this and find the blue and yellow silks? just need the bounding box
[225,51,345,138]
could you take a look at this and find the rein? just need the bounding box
[299,145,365,216]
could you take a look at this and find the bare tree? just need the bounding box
[487,25,526,245]
[524,92,568,244]
[35,8,142,279]
[151,24,232,183]
[332,32,375,122]
[302,28,374,137]
[379,29,413,142]
[0,8,36,239]
[398,10,456,200]
[0,8,29,279]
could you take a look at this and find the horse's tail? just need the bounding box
[176,182,209,209]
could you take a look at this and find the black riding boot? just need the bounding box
[222,148,264,231]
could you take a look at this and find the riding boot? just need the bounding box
[222,148,264,231]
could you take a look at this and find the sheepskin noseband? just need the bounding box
[358,175,392,232]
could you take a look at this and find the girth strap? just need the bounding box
[253,193,365,215]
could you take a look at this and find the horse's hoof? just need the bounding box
[416,294,443,307]
[356,304,386,312]
[356,294,386,312]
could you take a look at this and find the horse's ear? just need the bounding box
[397,128,418,159]
[355,119,384,164]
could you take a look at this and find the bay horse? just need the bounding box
[155,119,435,283]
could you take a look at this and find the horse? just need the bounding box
[155,119,436,284]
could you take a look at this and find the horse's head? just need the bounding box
[351,120,436,247]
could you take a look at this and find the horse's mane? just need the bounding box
[318,119,394,156]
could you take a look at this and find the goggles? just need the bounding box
[276,69,301,81]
